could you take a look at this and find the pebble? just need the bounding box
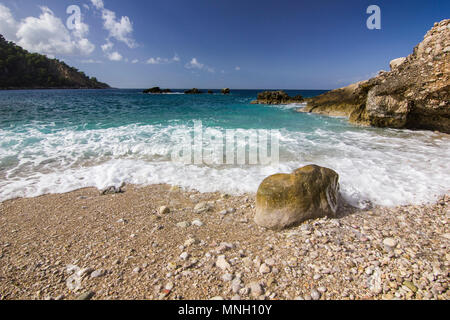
[383,238,398,249]
[310,289,321,300]
[76,291,94,300]
[221,273,234,282]
[216,255,231,271]
[194,202,211,214]
[176,221,190,228]
[179,252,190,261]
[165,282,174,291]
[159,206,170,215]
[249,282,263,298]
[192,219,204,227]
[90,269,106,279]
[259,263,271,274]
[133,267,142,274]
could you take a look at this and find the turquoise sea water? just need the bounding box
[0,89,449,207]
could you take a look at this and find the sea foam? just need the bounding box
[1,122,449,207]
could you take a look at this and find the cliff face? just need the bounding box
[0,34,109,90]
[299,19,450,133]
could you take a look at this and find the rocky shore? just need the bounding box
[298,19,450,133]
[0,184,448,300]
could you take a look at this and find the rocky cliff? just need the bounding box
[298,19,450,133]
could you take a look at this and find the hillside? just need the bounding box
[0,35,109,90]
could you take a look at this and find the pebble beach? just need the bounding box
[0,184,448,300]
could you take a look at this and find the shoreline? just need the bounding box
[0,184,448,300]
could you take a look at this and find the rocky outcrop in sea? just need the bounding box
[251,91,304,105]
[298,19,450,133]
[143,87,172,94]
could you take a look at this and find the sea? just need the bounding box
[0,89,449,208]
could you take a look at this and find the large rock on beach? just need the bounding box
[251,90,304,105]
[222,88,231,95]
[298,19,450,133]
[254,165,340,230]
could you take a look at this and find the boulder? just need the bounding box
[185,88,203,94]
[143,87,172,94]
[254,165,340,230]
[251,90,304,105]
[222,88,231,95]
[208,90,214,94]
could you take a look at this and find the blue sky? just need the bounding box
[0,0,448,89]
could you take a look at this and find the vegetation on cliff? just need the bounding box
[0,35,109,90]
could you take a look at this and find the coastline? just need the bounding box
[0,184,448,300]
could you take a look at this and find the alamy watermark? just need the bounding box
[367,5,381,30]
[170,121,280,166]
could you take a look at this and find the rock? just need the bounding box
[184,238,198,247]
[133,267,142,274]
[143,87,172,94]
[216,255,231,271]
[165,282,174,291]
[251,90,304,105]
[194,202,212,214]
[231,278,242,293]
[221,273,234,282]
[231,295,241,300]
[90,269,106,279]
[159,206,170,215]
[390,57,407,70]
[192,219,204,227]
[310,289,321,300]
[176,221,190,228]
[76,291,94,300]
[259,263,271,274]
[210,296,224,300]
[184,88,203,94]
[403,281,418,293]
[222,88,231,95]
[101,183,125,195]
[383,238,397,249]
[255,165,340,230]
[179,252,190,261]
[249,282,263,298]
[298,19,450,133]
[208,90,214,94]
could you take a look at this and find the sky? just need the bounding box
[0,0,448,89]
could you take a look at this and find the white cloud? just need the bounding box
[185,58,204,70]
[146,54,180,65]
[185,58,215,73]
[131,59,139,64]
[83,4,90,10]
[91,0,136,48]
[0,4,18,41]
[235,66,241,71]
[0,5,94,56]
[107,51,122,61]
[101,41,114,52]
[90,0,104,10]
